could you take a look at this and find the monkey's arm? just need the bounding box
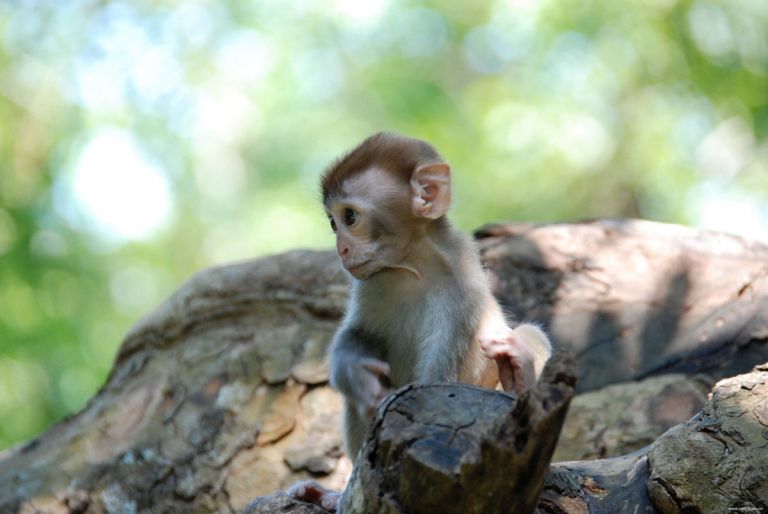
[329,326,392,418]
[284,330,386,513]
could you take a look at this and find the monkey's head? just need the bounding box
[321,133,451,280]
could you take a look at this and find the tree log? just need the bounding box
[337,353,575,514]
[1,220,766,513]
[537,362,768,513]
[538,448,656,513]
[246,353,575,514]
[553,373,710,461]
[476,219,768,391]
[647,363,768,512]
[0,250,350,513]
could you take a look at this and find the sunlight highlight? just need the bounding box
[333,0,389,24]
[689,180,768,243]
[70,128,173,243]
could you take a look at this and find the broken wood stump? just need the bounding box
[246,354,576,514]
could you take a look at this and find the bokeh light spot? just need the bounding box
[64,128,173,243]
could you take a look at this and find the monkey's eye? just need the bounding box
[343,208,358,227]
[329,217,337,233]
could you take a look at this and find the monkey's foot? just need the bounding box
[286,480,341,513]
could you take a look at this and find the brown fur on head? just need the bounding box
[321,132,444,206]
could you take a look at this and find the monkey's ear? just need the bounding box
[410,163,451,219]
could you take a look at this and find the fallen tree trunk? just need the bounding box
[538,362,768,513]
[538,448,657,513]
[0,220,766,513]
[553,372,710,462]
[476,219,768,391]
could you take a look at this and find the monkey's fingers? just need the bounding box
[364,386,394,417]
[496,355,535,395]
[482,337,528,361]
[360,357,391,378]
[482,342,513,359]
[497,359,516,392]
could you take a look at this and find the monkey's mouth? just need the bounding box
[346,260,372,275]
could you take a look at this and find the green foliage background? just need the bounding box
[0,0,766,449]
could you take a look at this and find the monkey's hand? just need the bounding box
[478,324,552,395]
[346,357,393,418]
[287,480,340,512]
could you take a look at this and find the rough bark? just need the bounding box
[476,220,768,391]
[553,373,710,462]
[337,353,575,514]
[0,251,351,513]
[538,448,656,513]
[647,363,768,512]
[537,362,768,513]
[246,365,768,514]
[0,220,766,513]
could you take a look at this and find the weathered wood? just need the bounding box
[337,353,575,514]
[554,373,709,461]
[477,219,768,391]
[647,363,768,512]
[244,493,329,514]
[246,362,768,514]
[536,362,768,513]
[538,448,657,514]
[0,251,352,513]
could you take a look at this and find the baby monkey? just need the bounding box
[289,133,552,512]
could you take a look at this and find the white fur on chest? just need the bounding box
[353,271,443,385]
